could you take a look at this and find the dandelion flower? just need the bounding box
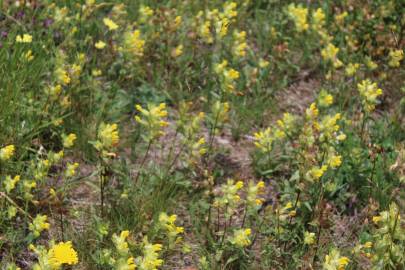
[49,241,79,267]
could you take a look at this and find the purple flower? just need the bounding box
[44,18,54,28]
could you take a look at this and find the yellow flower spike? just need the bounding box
[112,230,130,255]
[307,165,328,181]
[312,8,325,31]
[306,102,319,120]
[135,103,169,141]
[323,249,349,270]
[121,29,145,58]
[286,4,309,32]
[328,155,342,169]
[63,133,77,148]
[321,43,342,68]
[0,145,15,161]
[304,231,316,245]
[388,49,403,68]
[4,175,21,193]
[65,162,79,178]
[55,68,71,85]
[318,90,334,108]
[139,5,154,23]
[222,1,238,19]
[357,79,383,112]
[232,30,248,57]
[137,238,164,269]
[365,56,378,70]
[95,123,120,153]
[29,214,50,238]
[230,228,251,247]
[345,63,360,77]
[254,128,273,153]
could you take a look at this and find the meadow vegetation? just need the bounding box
[0,0,405,269]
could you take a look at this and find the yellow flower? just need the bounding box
[92,69,102,76]
[345,63,360,77]
[214,179,244,211]
[230,228,251,247]
[335,11,348,25]
[254,128,274,153]
[65,162,79,178]
[198,20,213,44]
[336,133,347,141]
[173,16,182,29]
[214,60,240,93]
[232,30,248,57]
[135,103,168,141]
[286,4,309,32]
[0,145,15,161]
[372,215,382,224]
[307,165,328,181]
[259,58,269,68]
[95,40,106,49]
[304,231,315,245]
[126,257,137,270]
[122,29,145,58]
[246,181,265,208]
[139,5,154,23]
[103,18,119,31]
[49,241,79,268]
[338,257,350,269]
[328,154,342,169]
[312,8,325,30]
[96,123,120,150]
[159,213,184,246]
[16,33,32,43]
[63,133,77,148]
[24,49,34,61]
[323,249,349,270]
[388,49,403,68]
[29,214,50,238]
[137,238,164,270]
[321,43,342,68]
[112,230,130,254]
[357,79,383,112]
[306,102,319,120]
[55,68,71,85]
[222,1,238,19]
[318,90,334,107]
[171,44,183,58]
[4,175,20,193]
[365,56,378,70]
